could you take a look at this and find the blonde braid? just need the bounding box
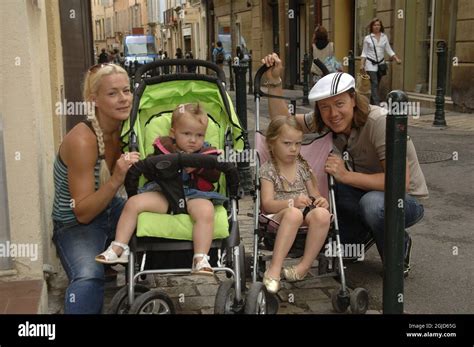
[269,150,289,191]
[298,153,319,192]
[89,111,111,187]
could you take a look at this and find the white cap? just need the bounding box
[308,72,355,103]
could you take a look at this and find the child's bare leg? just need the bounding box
[267,207,303,279]
[187,199,214,258]
[111,192,169,255]
[296,207,330,275]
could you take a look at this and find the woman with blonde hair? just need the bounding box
[52,63,140,313]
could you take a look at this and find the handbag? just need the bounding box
[369,35,387,76]
[378,62,388,76]
[356,73,371,95]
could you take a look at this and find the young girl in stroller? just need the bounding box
[95,103,226,276]
[260,116,331,293]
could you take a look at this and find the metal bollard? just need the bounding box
[233,60,252,193]
[233,59,248,130]
[383,90,408,314]
[302,53,309,105]
[228,58,234,91]
[433,41,447,127]
[348,50,355,77]
[248,54,253,94]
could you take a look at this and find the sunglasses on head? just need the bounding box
[88,63,113,73]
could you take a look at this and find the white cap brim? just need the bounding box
[309,72,356,103]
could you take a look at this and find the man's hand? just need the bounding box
[261,53,283,82]
[325,154,349,183]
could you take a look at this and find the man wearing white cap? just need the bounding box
[261,53,428,276]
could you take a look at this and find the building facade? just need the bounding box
[276,0,473,110]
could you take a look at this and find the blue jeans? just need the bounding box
[335,183,424,258]
[52,197,125,314]
[367,71,382,105]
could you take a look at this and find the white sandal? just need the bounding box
[191,253,214,276]
[95,241,130,265]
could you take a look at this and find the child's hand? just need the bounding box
[294,194,312,208]
[313,196,329,210]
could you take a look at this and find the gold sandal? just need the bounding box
[263,271,281,294]
[282,265,307,282]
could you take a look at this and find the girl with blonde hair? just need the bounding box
[260,116,330,293]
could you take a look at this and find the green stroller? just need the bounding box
[107,59,248,314]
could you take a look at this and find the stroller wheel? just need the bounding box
[223,244,247,292]
[350,288,369,314]
[317,254,329,275]
[331,287,350,313]
[214,280,240,314]
[266,292,279,314]
[244,282,268,314]
[107,284,149,314]
[238,244,247,292]
[129,290,175,314]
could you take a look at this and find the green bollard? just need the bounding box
[383,90,408,314]
[433,41,447,127]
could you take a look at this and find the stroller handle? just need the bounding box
[254,58,330,99]
[134,59,226,83]
[253,64,304,101]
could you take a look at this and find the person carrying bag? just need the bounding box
[360,18,401,105]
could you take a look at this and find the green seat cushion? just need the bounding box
[135,113,228,240]
[136,205,229,240]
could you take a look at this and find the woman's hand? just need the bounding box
[111,151,140,186]
[261,53,283,82]
[324,154,349,183]
[313,196,329,210]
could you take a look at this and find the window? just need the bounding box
[404,0,457,96]
[354,0,377,56]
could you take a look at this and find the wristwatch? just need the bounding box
[262,77,282,88]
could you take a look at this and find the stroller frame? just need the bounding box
[109,59,247,314]
[247,64,369,314]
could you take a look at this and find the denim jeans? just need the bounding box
[52,197,125,314]
[367,71,382,105]
[335,183,424,258]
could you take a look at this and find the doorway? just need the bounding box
[403,0,457,96]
